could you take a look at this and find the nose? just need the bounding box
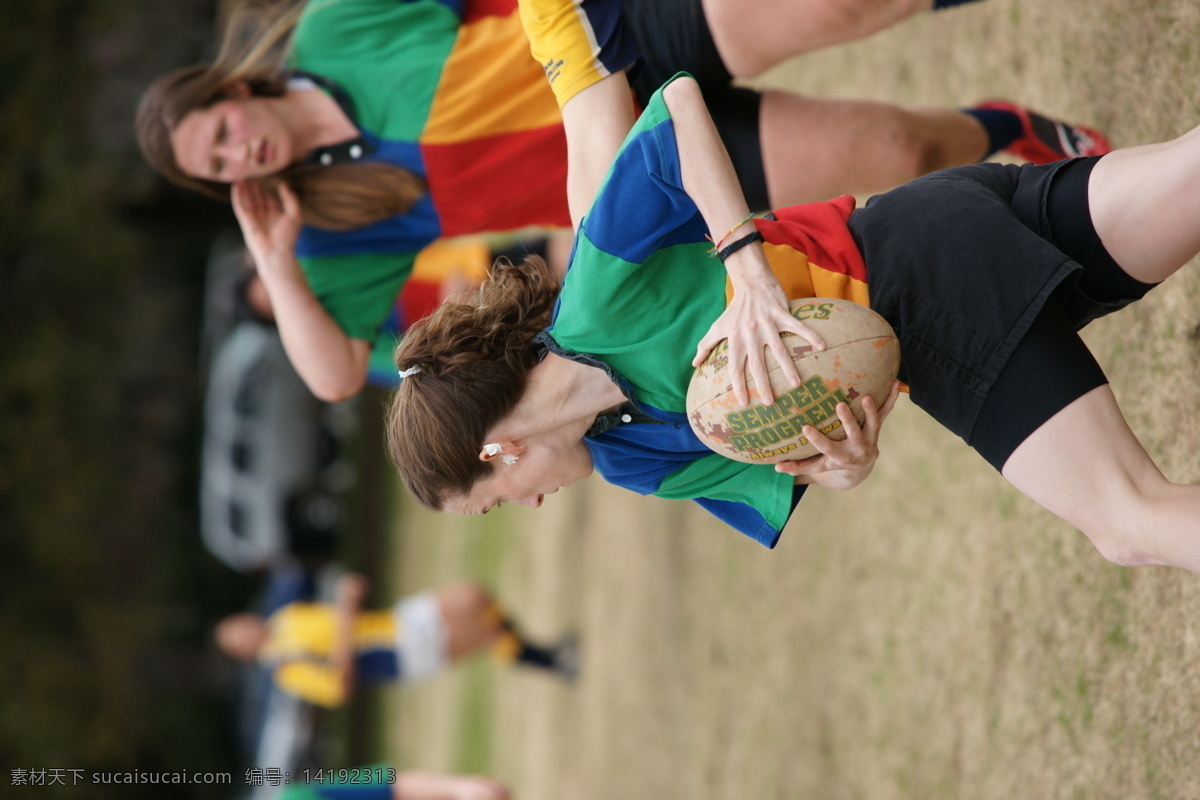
[512,495,544,508]
[216,139,252,174]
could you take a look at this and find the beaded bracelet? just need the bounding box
[707,213,756,254]
[717,231,763,262]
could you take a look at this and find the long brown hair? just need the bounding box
[135,0,425,231]
[386,256,561,510]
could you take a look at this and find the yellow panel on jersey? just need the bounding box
[409,238,492,284]
[259,604,399,707]
[261,605,398,660]
[276,661,345,709]
[724,243,871,308]
[423,11,561,143]
[519,0,641,107]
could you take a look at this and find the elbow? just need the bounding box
[308,371,366,403]
[661,75,703,111]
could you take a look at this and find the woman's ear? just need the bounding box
[478,441,525,462]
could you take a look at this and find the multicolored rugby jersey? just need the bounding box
[260,603,400,708]
[289,0,575,348]
[547,74,870,547]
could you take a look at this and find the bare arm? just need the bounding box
[392,772,510,800]
[558,73,637,230]
[232,181,370,402]
[662,77,825,406]
[330,573,368,701]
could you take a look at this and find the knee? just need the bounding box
[1082,524,1157,568]
[446,585,492,618]
[825,0,931,34]
[1073,486,1168,568]
[883,120,948,181]
[438,581,494,619]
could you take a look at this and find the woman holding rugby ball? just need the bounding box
[386,0,1200,571]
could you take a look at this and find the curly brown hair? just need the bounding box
[386,255,561,510]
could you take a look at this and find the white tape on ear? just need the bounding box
[483,442,504,457]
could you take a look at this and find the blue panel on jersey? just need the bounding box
[295,136,439,258]
[581,118,707,264]
[584,402,804,546]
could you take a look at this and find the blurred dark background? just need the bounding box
[0,0,276,795]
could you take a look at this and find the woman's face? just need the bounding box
[443,437,595,515]
[170,90,293,183]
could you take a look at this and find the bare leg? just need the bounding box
[760,90,987,207]
[434,582,503,660]
[392,771,510,800]
[704,0,936,77]
[1001,386,1200,572]
[1087,125,1200,282]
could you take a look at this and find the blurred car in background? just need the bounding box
[201,322,358,572]
[200,236,358,573]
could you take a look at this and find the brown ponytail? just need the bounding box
[286,162,426,231]
[386,256,561,510]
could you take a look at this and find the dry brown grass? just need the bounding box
[383,1,1200,797]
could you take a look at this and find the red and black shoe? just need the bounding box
[975,100,1112,164]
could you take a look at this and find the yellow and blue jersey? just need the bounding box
[261,604,397,708]
[519,0,640,107]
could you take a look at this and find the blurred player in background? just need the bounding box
[216,574,577,708]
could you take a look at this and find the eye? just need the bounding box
[211,119,228,177]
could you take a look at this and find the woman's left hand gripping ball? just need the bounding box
[775,380,901,491]
[691,255,826,406]
[231,180,303,270]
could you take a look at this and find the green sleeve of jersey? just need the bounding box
[298,250,417,343]
[291,0,460,141]
[655,455,796,533]
[368,329,401,377]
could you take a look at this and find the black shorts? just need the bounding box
[847,157,1156,471]
[623,0,769,209]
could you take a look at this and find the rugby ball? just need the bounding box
[686,298,900,464]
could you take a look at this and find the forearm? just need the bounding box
[330,577,364,697]
[661,78,773,288]
[255,253,370,401]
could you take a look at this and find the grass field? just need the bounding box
[380,1,1200,797]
